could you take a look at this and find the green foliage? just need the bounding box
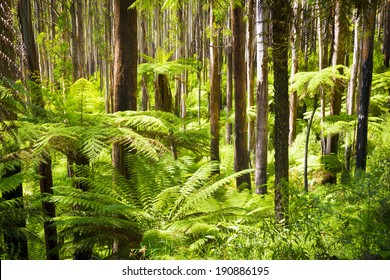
[290,65,349,98]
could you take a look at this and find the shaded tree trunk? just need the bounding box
[70,0,85,81]
[356,0,378,171]
[383,0,390,67]
[19,0,59,260]
[247,0,256,153]
[209,3,221,170]
[271,0,290,223]
[154,74,173,113]
[232,0,251,190]
[323,0,348,184]
[1,0,27,260]
[225,17,233,144]
[112,0,140,258]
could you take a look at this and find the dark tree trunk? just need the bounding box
[68,152,93,260]
[304,95,318,192]
[70,0,85,81]
[356,0,378,171]
[247,0,256,154]
[154,74,173,113]
[383,0,390,67]
[271,0,290,223]
[112,0,141,258]
[39,154,59,259]
[113,0,137,112]
[232,1,251,190]
[19,0,59,260]
[210,3,221,170]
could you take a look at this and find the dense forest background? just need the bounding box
[1,0,390,260]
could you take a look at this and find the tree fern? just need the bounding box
[290,65,349,98]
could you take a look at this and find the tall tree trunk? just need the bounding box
[140,14,149,111]
[255,0,269,194]
[225,16,233,144]
[232,0,251,190]
[271,0,290,224]
[112,0,140,258]
[289,0,300,145]
[19,0,59,260]
[247,0,256,154]
[345,14,361,174]
[209,3,221,170]
[105,0,113,113]
[356,0,378,171]
[70,0,85,81]
[323,0,348,184]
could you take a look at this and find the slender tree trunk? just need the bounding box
[225,16,233,144]
[140,14,149,111]
[255,0,269,194]
[209,3,221,170]
[289,0,300,145]
[271,0,290,224]
[345,14,361,174]
[247,0,256,154]
[70,0,85,81]
[304,95,318,192]
[356,0,378,171]
[232,0,251,190]
[19,0,59,260]
[323,0,348,184]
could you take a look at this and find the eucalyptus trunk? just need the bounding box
[209,3,221,170]
[255,0,269,194]
[356,0,378,171]
[19,0,59,260]
[112,0,141,258]
[232,0,251,190]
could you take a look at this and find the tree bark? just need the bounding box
[113,0,137,112]
[289,0,300,145]
[271,0,290,224]
[70,0,85,81]
[232,0,251,190]
[112,0,140,258]
[154,74,173,113]
[209,3,221,170]
[323,0,348,184]
[345,14,361,174]
[225,17,233,145]
[247,0,256,153]
[255,0,269,194]
[19,0,59,260]
[356,0,378,171]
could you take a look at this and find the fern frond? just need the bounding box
[169,168,254,222]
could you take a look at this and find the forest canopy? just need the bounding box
[1,0,390,260]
